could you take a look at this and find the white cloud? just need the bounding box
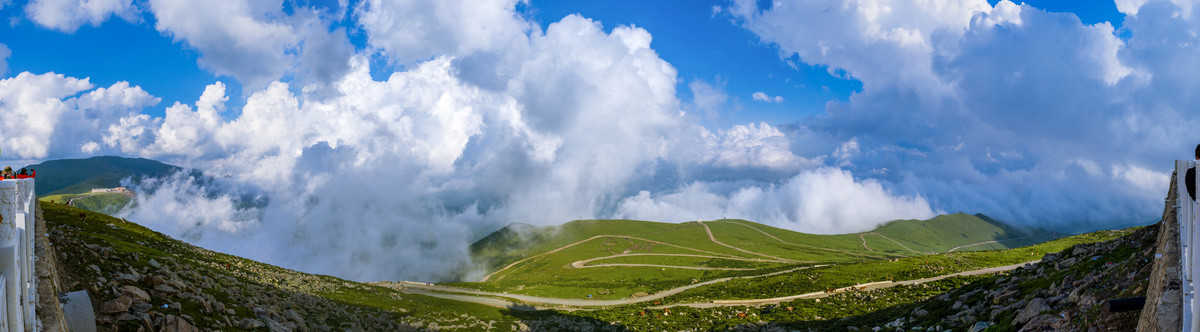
[0,43,9,77]
[615,167,937,234]
[355,0,532,65]
[700,122,808,171]
[147,0,299,89]
[24,0,136,32]
[0,73,157,159]
[751,91,784,103]
[146,0,353,89]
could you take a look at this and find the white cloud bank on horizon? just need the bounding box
[0,0,1193,282]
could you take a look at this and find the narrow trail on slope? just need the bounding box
[710,220,891,260]
[698,221,802,263]
[383,264,826,308]
[66,194,96,206]
[650,260,1040,308]
[571,253,782,270]
[862,232,931,255]
[946,233,1055,252]
[860,234,874,252]
[480,234,747,282]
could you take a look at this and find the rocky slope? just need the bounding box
[41,201,526,331]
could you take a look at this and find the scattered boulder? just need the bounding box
[112,273,140,284]
[1013,298,1049,325]
[1019,314,1064,332]
[118,285,150,302]
[284,309,305,325]
[98,296,132,314]
[240,318,265,329]
[160,315,198,332]
[153,284,178,294]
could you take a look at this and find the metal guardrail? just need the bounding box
[0,178,36,332]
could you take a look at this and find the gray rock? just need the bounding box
[112,273,140,284]
[1013,298,1049,325]
[153,284,178,294]
[1018,314,1064,332]
[1056,258,1077,270]
[285,309,305,324]
[240,318,265,329]
[98,296,132,314]
[160,315,199,332]
[118,285,151,302]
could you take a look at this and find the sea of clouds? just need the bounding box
[0,0,1195,282]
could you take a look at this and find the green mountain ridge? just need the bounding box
[470,213,1055,277]
[24,156,181,196]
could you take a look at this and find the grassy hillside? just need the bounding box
[460,214,1056,300]
[565,225,1148,331]
[24,156,180,196]
[871,213,1058,253]
[41,202,557,331]
[40,192,131,215]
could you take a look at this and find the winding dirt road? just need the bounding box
[712,220,890,259]
[382,265,823,308]
[480,234,745,282]
[862,232,931,255]
[653,260,1039,308]
[384,260,1038,310]
[698,221,800,263]
[571,253,777,271]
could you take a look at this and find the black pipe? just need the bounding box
[1106,296,1146,312]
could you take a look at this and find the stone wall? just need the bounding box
[34,203,69,332]
[1137,170,1183,331]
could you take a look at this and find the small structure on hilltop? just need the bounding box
[90,187,135,198]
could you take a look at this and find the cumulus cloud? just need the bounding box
[146,0,353,88]
[0,72,157,159]
[24,0,137,32]
[698,122,810,171]
[751,91,783,103]
[354,0,532,65]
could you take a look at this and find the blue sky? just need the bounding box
[0,0,1193,281]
